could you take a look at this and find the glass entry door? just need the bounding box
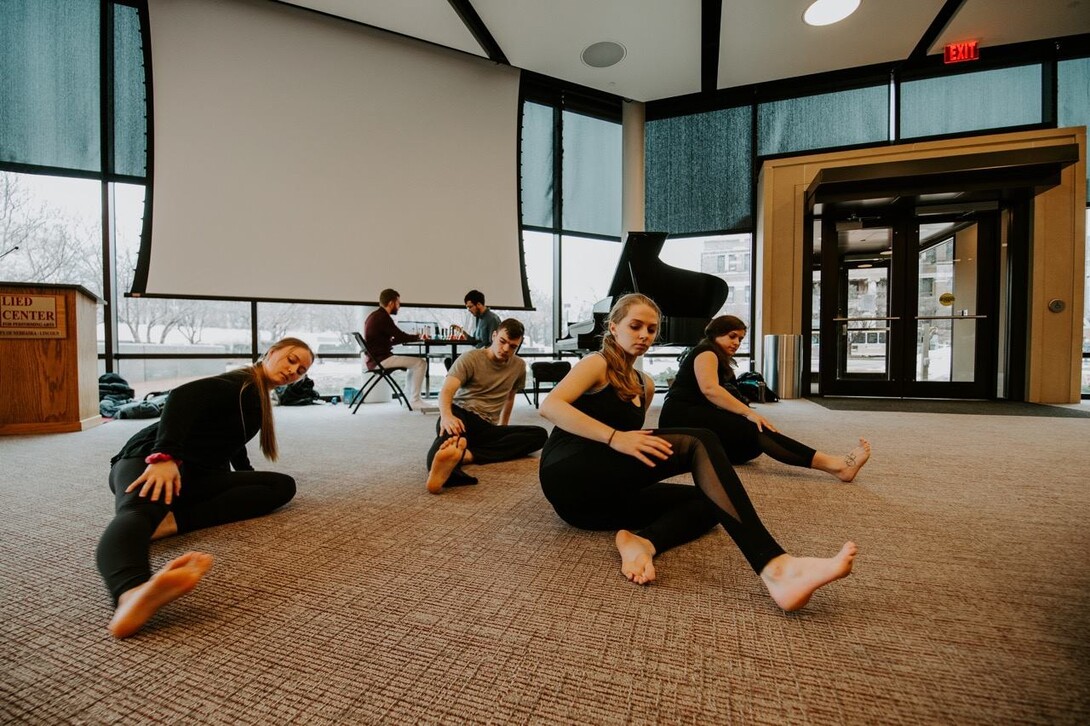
[818,206,998,398]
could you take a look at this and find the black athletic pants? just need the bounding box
[539,428,785,573]
[96,457,296,603]
[659,401,815,467]
[425,405,547,469]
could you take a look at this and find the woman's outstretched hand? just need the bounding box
[126,461,182,504]
[609,429,673,467]
[744,411,777,432]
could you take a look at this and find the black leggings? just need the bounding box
[539,428,785,573]
[95,457,296,603]
[659,401,815,467]
[425,405,547,469]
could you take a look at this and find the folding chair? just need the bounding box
[350,332,413,412]
[529,360,572,408]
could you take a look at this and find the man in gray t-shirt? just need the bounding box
[426,318,548,493]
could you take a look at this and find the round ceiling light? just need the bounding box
[581,41,627,68]
[803,0,861,27]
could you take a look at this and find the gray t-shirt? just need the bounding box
[449,348,526,424]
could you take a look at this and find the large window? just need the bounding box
[645,105,752,234]
[521,102,555,229]
[1084,209,1090,396]
[0,172,103,296]
[658,233,754,356]
[1059,58,1090,203]
[519,230,555,353]
[758,85,888,156]
[560,235,621,335]
[900,64,1043,139]
[0,0,101,171]
[562,111,622,237]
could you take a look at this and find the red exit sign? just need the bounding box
[944,40,980,64]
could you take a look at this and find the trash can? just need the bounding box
[762,334,803,400]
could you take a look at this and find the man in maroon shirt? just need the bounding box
[363,288,428,409]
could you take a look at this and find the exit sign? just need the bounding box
[944,40,980,64]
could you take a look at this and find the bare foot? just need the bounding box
[108,551,214,638]
[812,439,872,482]
[615,530,656,585]
[151,512,178,541]
[759,542,857,612]
[427,437,467,494]
[837,439,871,482]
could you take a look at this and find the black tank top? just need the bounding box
[663,343,733,408]
[541,371,647,465]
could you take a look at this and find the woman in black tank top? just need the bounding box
[538,294,858,612]
[660,315,872,482]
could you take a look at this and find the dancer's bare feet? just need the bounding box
[108,551,214,638]
[615,530,656,585]
[812,439,871,482]
[151,512,178,541]
[837,439,871,482]
[759,541,856,612]
[427,437,467,494]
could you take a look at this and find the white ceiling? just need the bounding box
[278,0,1090,103]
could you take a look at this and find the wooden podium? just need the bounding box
[1,282,103,435]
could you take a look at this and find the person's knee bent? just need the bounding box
[266,473,296,508]
[660,427,717,456]
[529,426,548,449]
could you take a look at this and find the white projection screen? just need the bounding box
[141,0,528,308]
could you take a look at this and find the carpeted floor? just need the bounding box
[810,396,1090,417]
[1,397,1088,724]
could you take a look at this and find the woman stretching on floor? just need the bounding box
[96,338,314,638]
[660,315,870,482]
[538,294,856,610]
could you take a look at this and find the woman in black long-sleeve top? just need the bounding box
[96,337,313,638]
[660,315,871,482]
[538,294,857,611]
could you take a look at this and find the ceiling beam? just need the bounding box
[701,0,723,93]
[447,0,508,65]
[908,0,967,62]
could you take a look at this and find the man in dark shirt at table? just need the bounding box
[452,289,502,349]
[363,288,428,410]
[425,318,546,493]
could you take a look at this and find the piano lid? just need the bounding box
[606,231,728,320]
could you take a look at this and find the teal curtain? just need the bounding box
[0,0,101,171]
[1058,58,1090,203]
[759,85,888,156]
[0,1,146,177]
[520,101,554,228]
[113,3,146,178]
[645,106,752,234]
[901,64,1042,139]
[562,110,622,237]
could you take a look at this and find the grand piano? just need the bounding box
[556,231,729,353]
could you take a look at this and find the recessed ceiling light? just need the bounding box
[581,41,626,68]
[803,0,861,27]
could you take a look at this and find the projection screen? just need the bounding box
[140,0,528,308]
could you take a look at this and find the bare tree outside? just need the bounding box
[0,172,102,295]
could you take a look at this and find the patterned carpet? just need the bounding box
[1,398,1088,724]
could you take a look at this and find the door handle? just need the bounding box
[915,315,987,320]
[832,317,901,322]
